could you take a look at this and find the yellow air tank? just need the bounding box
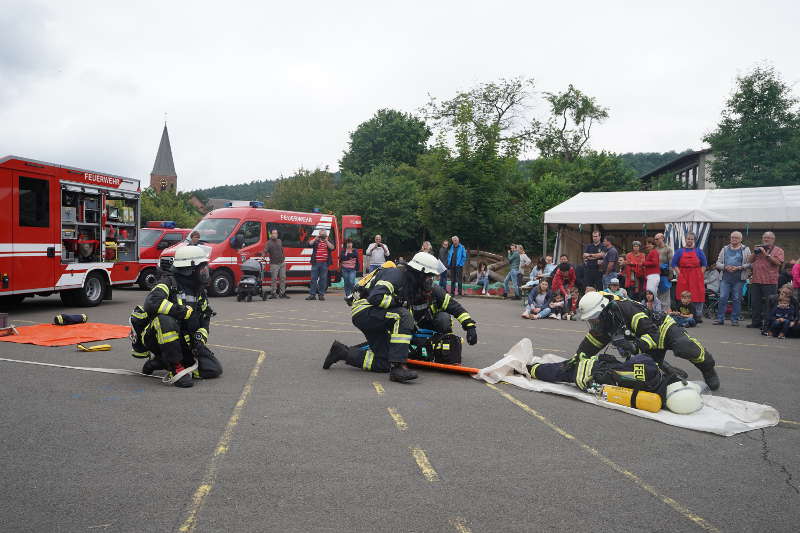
[601,385,662,413]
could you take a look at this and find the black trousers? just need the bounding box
[417,311,453,334]
[648,324,715,373]
[142,316,222,378]
[749,283,777,328]
[350,305,415,371]
[449,266,463,295]
[584,269,602,290]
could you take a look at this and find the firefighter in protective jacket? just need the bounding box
[323,252,478,382]
[572,291,719,390]
[129,246,222,388]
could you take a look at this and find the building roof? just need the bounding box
[639,148,712,181]
[544,185,800,225]
[151,124,177,177]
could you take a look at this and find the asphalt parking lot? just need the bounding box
[0,288,798,532]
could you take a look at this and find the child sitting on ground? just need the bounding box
[642,290,662,313]
[548,292,566,320]
[767,292,795,339]
[565,287,580,320]
[670,290,696,328]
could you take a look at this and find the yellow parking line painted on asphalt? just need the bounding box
[486,383,720,533]
[213,323,353,334]
[387,407,408,430]
[780,419,800,426]
[719,340,791,350]
[410,447,439,481]
[9,319,38,324]
[715,365,753,371]
[178,346,267,533]
[449,517,472,532]
[373,382,385,395]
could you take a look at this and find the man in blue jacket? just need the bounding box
[447,236,467,297]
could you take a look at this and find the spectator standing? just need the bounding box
[582,231,605,290]
[518,246,531,289]
[476,262,490,294]
[643,237,661,297]
[366,235,390,273]
[340,239,359,300]
[438,240,450,289]
[714,231,751,326]
[522,280,552,319]
[447,235,467,297]
[600,235,619,290]
[420,241,434,255]
[623,241,646,302]
[746,231,785,329]
[793,259,800,299]
[671,232,707,322]
[306,230,334,301]
[264,229,289,299]
[504,244,521,299]
[654,233,674,311]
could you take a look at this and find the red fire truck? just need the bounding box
[159,203,363,297]
[136,221,191,290]
[0,155,142,307]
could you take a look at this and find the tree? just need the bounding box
[340,109,431,175]
[268,168,337,212]
[424,77,539,159]
[536,84,609,161]
[704,65,800,188]
[140,188,203,228]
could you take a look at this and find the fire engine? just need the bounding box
[159,203,363,297]
[0,155,142,307]
[137,221,191,290]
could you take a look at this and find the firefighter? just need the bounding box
[409,270,477,337]
[323,252,478,382]
[572,291,720,390]
[130,246,222,388]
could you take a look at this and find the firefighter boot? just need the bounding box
[389,363,418,383]
[142,357,166,375]
[323,340,349,369]
[171,363,194,388]
[701,367,720,391]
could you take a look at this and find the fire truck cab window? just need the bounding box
[159,232,184,249]
[268,223,317,248]
[238,221,261,247]
[343,228,362,248]
[194,218,239,244]
[19,176,49,228]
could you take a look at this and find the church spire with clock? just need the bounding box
[149,123,178,192]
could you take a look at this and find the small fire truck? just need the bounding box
[0,155,142,307]
[137,221,191,290]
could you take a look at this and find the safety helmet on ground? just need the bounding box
[172,245,210,268]
[665,381,703,414]
[577,291,609,320]
[407,252,446,275]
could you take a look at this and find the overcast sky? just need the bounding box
[1,1,798,190]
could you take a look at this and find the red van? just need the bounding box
[136,221,191,290]
[159,204,363,297]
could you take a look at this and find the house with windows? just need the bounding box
[639,148,715,190]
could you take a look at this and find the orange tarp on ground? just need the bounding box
[0,323,131,347]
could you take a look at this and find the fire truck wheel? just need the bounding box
[75,272,107,307]
[138,268,158,291]
[209,270,234,297]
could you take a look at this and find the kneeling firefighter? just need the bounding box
[129,246,222,388]
[572,291,719,390]
[323,252,478,382]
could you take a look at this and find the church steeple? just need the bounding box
[150,123,178,192]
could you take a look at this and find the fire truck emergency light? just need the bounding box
[145,221,176,228]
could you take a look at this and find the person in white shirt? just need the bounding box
[366,235,390,273]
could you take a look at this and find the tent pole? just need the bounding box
[542,224,547,256]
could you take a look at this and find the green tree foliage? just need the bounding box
[340,109,431,176]
[536,84,609,161]
[268,168,337,212]
[704,65,800,188]
[424,77,539,158]
[191,179,275,202]
[140,188,203,228]
[618,150,693,176]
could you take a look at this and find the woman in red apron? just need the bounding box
[671,232,708,322]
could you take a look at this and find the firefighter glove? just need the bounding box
[465,327,478,346]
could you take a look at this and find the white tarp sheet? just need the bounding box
[474,339,780,437]
[543,185,800,225]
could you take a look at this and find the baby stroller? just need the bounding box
[237,258,268,302]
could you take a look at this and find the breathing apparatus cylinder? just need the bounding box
[600,384,662,413]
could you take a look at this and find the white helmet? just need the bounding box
[665,381,703,414]
[578,292,609,320]
[407,252,446,275]
[172,245,210,268]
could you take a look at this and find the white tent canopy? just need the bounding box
[544,185,800,225]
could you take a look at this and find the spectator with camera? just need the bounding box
[654,233,674,311]
[746,231,785,329]
[713,231,751,326]
[366,235,390,273]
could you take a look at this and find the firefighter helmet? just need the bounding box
[665,381,703,414]
[172,245,210,268]
[577,291,609,320]
[407,252,446,275]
